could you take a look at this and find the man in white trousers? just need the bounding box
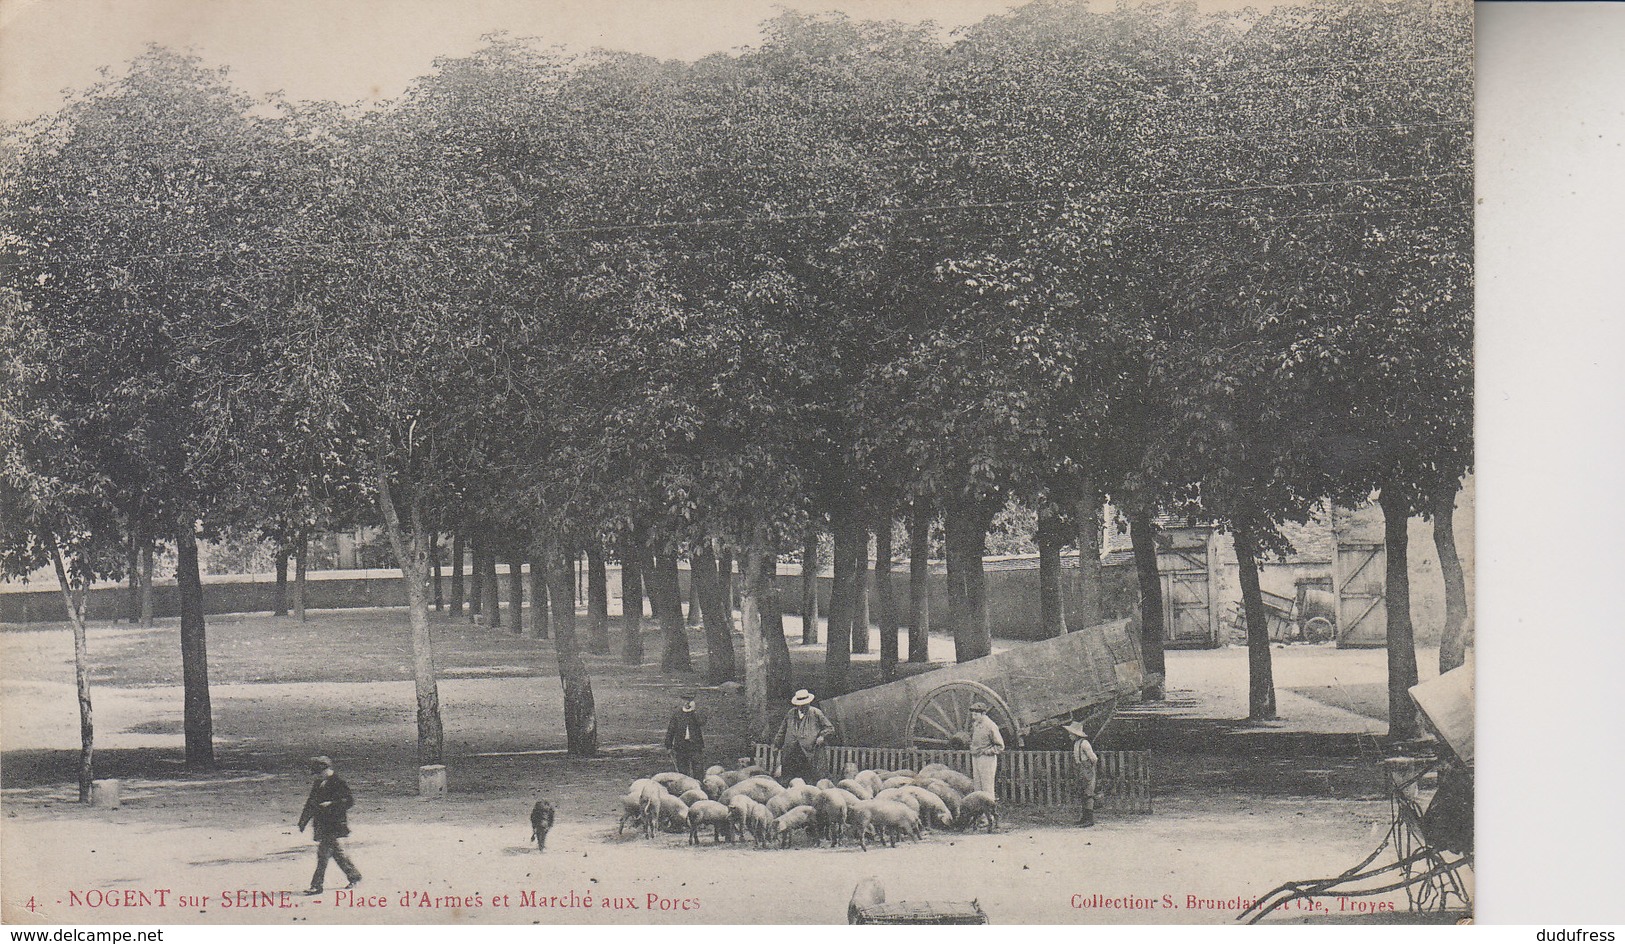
[967,702,1005,796]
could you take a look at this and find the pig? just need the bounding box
[774,805,819,848]
[874,788,921,815]
[858,799,921,847]
[722,776,784,805]
[618,786,658,839]
[901,786,954,829]
[688,799,734,844]
[930,768,976,796]
[657,793,690,832]
[814,788,851,847]
[920,780,964,818]
[654,772,702,797]
[958,790,999,833]
[837,778,874,801]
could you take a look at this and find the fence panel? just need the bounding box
[752,744,1151,813]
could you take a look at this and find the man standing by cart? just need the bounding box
[1063,721,1099,827]
[967,702,1005,796]
[773,689,833,783]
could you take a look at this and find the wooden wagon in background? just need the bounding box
[756,618,1158,811]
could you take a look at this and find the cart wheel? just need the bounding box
[1303,617,1335,643]
[907,681,1022,750]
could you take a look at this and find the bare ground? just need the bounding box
[0,608,1463,925]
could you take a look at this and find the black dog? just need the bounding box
[529,800,556,852]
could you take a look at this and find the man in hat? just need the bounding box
[297,756,361,894]
[967,702,1005,796]
[772,689,833,784]
[1063,721,1099,827]
[664,691,705,780]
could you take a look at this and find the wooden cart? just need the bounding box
[821,617,1152,749]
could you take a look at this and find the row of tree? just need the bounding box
[1,0,1472,798]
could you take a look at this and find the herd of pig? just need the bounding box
[616,760,999,851]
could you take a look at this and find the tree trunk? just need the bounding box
[273,544,289,617]
[800,525,820,645]
[138,540,155,628]
[1129,509,1168,699]
[824,511,861,696]
[944,496,993,663]
[619,534,645,665]
[50,544,94,802]
[692,542,739,684]
[1379,486,1421,740]
[739,537,772,740]
[175,522,214,768]
[1232,515,1278,721]
[718,551,735,612]
[764,557,792,703]
[908,509,930,662]
[851,534,871,656]
[547,542,598,756]
[292,529,308,622]
[468,537,484,622]
[481,539,501,629]
[1074,491,1103,629]
[876,514,899,681]
[1037,503,1068,639]
[1433,482,1471,673]
[430,531,443,611]
[450,532,465,617]
[586,542,611,654]
[685,556,703,628]
[507,545,525,635]
[376,469,443,766]
[124,526,140,620]
[528,547,550,639]
[649,549,691,672]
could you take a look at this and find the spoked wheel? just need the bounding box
[1302,616,1336,643]
[906,681,1022,750]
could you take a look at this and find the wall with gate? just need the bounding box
[1155,525,1220,649]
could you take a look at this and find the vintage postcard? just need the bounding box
[0,0,1473,926]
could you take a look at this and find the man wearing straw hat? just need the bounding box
[967,702,1005,796]
[772,689,833,784]
[1063,721,1099,827]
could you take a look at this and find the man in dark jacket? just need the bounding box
[772,689,833,783]
[664,692,704,779]
[298,756,361,894]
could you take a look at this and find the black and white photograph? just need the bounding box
[1,0,1476,926]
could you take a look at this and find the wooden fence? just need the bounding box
[752,744,1152,813]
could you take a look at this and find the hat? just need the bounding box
[791,689,815,706]
[1062,722,1090,739]
[968,702,990,713]
[308,756,333,773]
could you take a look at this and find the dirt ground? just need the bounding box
[0,607,1465,925]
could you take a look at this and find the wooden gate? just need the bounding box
[1334,540,1387,647]
[753,744,1153,813]
[1157,525,1219,648]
